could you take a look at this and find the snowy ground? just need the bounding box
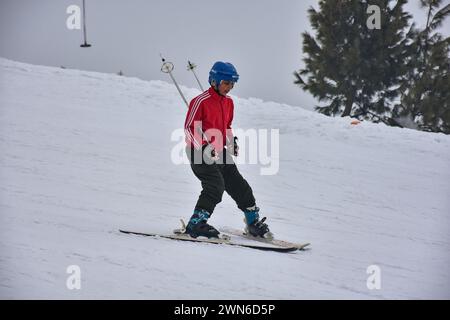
[1,57,449,299]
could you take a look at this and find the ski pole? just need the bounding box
[80,0,91,47]
[187,60,204,91]
[160,54,188,107]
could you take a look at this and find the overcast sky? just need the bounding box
[1,0,449,109]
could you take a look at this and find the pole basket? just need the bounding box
[187,61,197,71]
[161,61,174,73]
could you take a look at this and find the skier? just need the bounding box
[184,61,270,239]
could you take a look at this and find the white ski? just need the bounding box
[220,226,310,250]
[119,229,299,252]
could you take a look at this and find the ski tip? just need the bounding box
[297,243,311,250]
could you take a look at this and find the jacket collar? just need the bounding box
[208,86,226,101]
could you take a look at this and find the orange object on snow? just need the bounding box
[351,119,361,125]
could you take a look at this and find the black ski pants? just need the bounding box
[186,147,256,215]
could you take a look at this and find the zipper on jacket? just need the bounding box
[220,98,225,144]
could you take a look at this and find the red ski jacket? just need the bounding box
[184,87,234,151]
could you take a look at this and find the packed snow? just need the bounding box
[0,57,449,299]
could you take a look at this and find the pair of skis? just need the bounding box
[120,220,310,253]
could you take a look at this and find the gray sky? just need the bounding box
[1,0,449,109]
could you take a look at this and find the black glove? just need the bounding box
[203,143,219,163]
[227,136,239,157]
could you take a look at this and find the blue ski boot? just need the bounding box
[244,206,271,238]
[185,209,220,239]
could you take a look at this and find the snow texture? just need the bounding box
[1,57,449,299]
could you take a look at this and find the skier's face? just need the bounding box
[218,80,235,96]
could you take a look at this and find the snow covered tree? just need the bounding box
[394,0,450,134]
[294,0,411,125]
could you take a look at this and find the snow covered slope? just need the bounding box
[1,57,449,299]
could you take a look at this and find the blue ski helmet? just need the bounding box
[208,61,239,87]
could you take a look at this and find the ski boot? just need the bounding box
[185,209,220,239]
[244,206,272,238]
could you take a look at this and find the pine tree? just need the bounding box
[394,0,450,134]
[295,0,411,124]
